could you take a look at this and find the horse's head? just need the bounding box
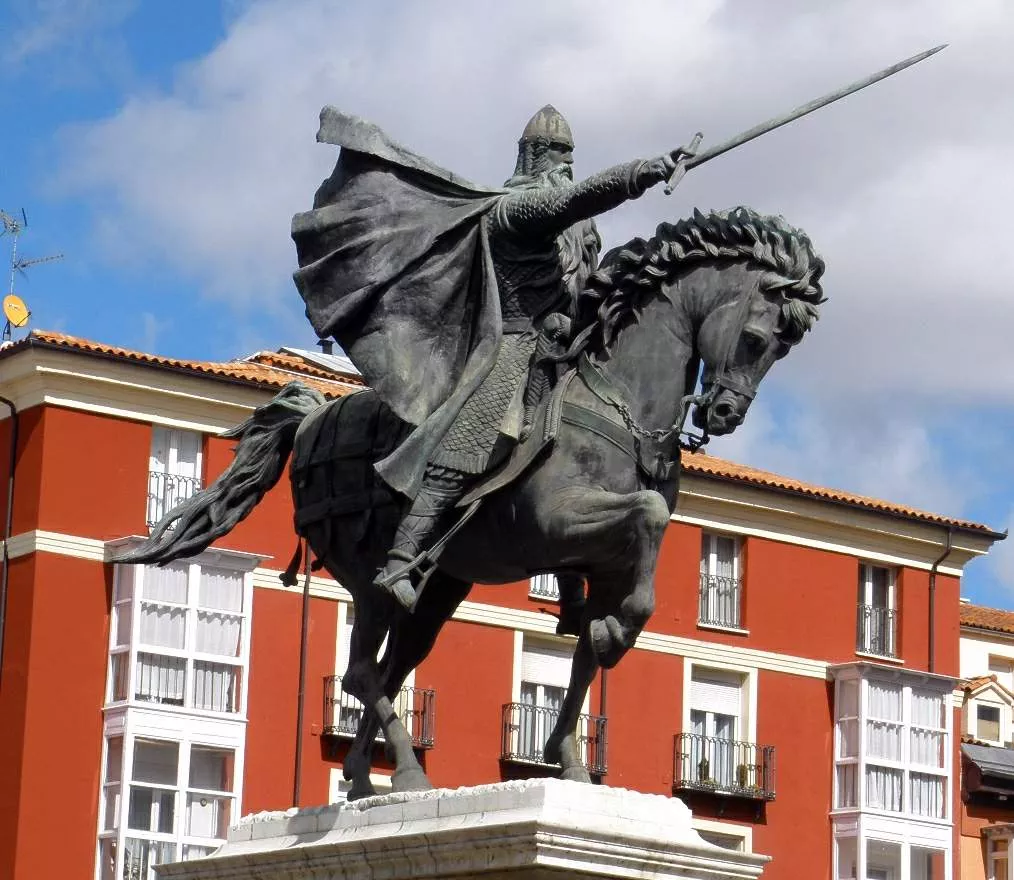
[693,274,821,435]
[683,209,826,437]
[576,207,824,443]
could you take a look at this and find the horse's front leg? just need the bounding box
[543,618,600,783]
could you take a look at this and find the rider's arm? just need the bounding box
[493,161,653,240]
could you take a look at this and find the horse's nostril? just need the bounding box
[714,402,734,419]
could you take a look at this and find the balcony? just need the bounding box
[529,574,560,601]
[698,573,742,629]
[500,702,607,776]
[673,732,776,801]
[856,603,897,658]
[323,675,435,749]
[147,470,202,530]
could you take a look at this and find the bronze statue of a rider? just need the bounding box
[291,104,694,611]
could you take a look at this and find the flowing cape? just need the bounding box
[291,108,506,497]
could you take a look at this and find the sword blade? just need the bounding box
[684,44,947,171]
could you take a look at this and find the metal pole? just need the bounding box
[292,540,312,807]
[0,394,18,692]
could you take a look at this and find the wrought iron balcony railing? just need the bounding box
[529,574,560,601]
[856,603,898,658]
[500,702,607,776]
[323,675,435,749]
[698,572,742,628]
[673,732,776,800]
[146,470,202,530]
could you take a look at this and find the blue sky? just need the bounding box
[3,0,1014,605]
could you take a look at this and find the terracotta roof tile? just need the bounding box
[13,330,361,399]
[961,604,1014,635]
[965,674,1000,692]
[3,329,1003,537]
[681,451,1000,535]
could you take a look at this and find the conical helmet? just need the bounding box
[519,104,574,148]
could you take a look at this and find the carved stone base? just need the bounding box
[156,779,768,879]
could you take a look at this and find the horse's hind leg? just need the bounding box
[343,571,471,797]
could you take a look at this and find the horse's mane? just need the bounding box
[575,207,826,352]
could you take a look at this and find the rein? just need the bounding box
[565,354,710,487]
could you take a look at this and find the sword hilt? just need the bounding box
[664,132,704,195]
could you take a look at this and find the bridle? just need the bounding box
[562,284,773,492]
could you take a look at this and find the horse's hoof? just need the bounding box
[560,765,592,784]
[346,779,377,801]
[392,766,433,793]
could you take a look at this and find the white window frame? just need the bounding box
[692,817,752,853]
[698,531,742,630]
[147,427,204,528]
[831,667,953,823]
[106,560,252,718]
[97,731,242,880]
[682,659,756,747]
[98,541,260,880]
[986,832,1013,880]
[857,563,897,658]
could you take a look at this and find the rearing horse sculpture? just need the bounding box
[119,206,824,798]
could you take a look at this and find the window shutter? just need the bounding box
[337,609,354,675]
[150,427,170,474]
[690,671,742,717]
[173,430,202,480]
[521,642,572,688]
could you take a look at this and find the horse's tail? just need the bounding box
[114,382,327,566]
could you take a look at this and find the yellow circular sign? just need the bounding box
[3,294,29,328]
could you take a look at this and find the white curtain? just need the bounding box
[196,611,241,657]
[868,682,902,720]
[866,720,903,760]
[139,605,186,650]
[193,661,238,712]
[199,569,243,612]
[912,691,943,727]
[865,765,903,811]
[136,653,185,703]
[142,565,188,604]
[910,772,945,818]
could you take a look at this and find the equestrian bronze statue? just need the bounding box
[119,46,947,797]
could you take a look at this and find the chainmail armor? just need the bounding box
[431,159,646,474]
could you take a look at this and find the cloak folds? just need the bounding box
[291,108,506,498]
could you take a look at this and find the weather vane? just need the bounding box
[0,208,63,342]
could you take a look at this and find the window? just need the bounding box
[989,836,1011,880]
[99,735,237,880]
[148,427,203,529]
[990,656,1014,693]
[517,640,571,761]
[107,563,248,716]
[978,703,1002,744]
[699,532,741,628]
[833,673,950,820]
[688,669,743,790]
[857,564,897,657]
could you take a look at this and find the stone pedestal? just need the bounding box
[158,779,768,879]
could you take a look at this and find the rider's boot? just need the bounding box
[374,477,464,612]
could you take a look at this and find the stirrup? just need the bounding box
[374,549,424,591]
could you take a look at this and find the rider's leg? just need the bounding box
[374,465,471,612]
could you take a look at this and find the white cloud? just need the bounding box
[52,0,1014,539]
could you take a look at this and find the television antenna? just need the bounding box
[0,209,63,341]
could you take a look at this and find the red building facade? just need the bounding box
[0,330,1003,880]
